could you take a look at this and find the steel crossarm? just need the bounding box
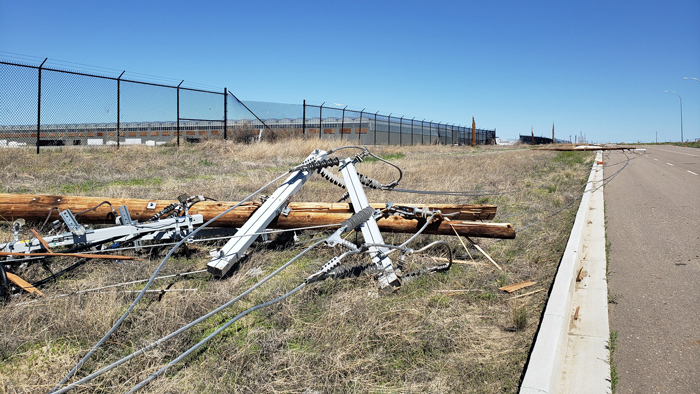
[1,215,204,255]
[338,158,398,289]
[207,149,328,277]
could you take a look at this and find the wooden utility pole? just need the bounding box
[552,122,555,143]
[471,116,476,147]
[0,194,515,239]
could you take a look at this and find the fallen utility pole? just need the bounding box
[535,146,634,151]
[0,194,512,238]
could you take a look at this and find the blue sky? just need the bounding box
[1,0,699,143]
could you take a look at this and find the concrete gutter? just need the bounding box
[520,151,611,394]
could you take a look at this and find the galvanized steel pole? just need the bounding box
[177,80,183,147]
[36,58,47,154]
[319,102,324,140]
[387,114,392,145]
[340,105,347,141]
[664,90,683,143]
[223,88,228,140]
[117,70,125,148]
[358,109,364,143]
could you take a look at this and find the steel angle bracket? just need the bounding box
[339,158,399,289]
[59,209,86,236]
[207,149,328,277]
[0,215,205,255]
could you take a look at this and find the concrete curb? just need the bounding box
[520,151,611,394]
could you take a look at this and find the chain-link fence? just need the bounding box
[1,58,497,151]
[299,102,496,146]
[0,59,260,151]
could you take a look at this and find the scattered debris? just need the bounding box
[5,272,44,297]
[499,280,537,293]
[433,289,483,294]
[506,288,546,300]
[464,235,502,270]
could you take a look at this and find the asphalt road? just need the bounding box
[605,145,699,393]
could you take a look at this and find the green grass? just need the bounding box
[59,180,104,194]
[57,177,164,194]
[675,141,700,148]
[609,330,619,393]
[363,151,405,162]
[552,151,587,167]
[109,177,163,187]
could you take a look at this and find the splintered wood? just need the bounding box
[5,272,45,297]
[499,280,537,293]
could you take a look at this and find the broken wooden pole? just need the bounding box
[0,194,515,239]
[471,116,476,147]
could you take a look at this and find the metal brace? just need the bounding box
[338,158,399,289]
[207,149,329,277]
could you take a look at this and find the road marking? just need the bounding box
[655,147,699,157]
[654,158,659,161]
[688,170,698,176]
[667,163,674,166]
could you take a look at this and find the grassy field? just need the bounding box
[0,139,594,393]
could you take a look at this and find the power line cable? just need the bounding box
[51,171,290,391]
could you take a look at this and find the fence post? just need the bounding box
[224,87,228,140]
[302,100,306,136]
[177,80,183,147]
[373,112,378,145]
[410,117,414,145]
[36,58,47,154]
[421,119,425,145]
[358,109,364,143]
[387,114,391,145]
[399,116,403,146]
[340,105,346,141]
[117,70,125,149]
[319,102,324,140]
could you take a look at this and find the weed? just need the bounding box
[605,238,613,279]
[513,304,527,331]
[497,271,509,287]
[608,292,622,304]
[478,291,497,301]
[609,330,619,393]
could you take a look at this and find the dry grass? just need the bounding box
[0,140,593,393]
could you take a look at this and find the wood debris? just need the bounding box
[499,280,537,293]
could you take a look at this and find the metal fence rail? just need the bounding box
[0,58,497,151]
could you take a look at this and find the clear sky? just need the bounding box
[1,0,699,143]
